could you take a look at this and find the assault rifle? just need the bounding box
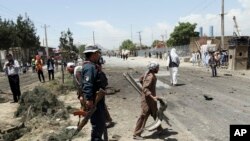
[70,88,106,139]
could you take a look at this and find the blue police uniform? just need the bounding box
[81,62,105,141]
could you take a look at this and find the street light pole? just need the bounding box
[41,24,49,57]
[137,31,142,49]
[221,0,225,50]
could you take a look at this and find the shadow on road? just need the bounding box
[143,128,178,140]
[174,84,185,87]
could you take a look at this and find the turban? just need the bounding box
[147,61,159,70]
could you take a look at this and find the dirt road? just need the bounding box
[99,56,250,141]
[1,56,250,141]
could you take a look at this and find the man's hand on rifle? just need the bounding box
[86,100,94,109]
[79,96,84,102]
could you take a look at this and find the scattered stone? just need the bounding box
[203,95,213,101]
[224,74,232,76]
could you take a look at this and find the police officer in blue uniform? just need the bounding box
[81,45,106,141]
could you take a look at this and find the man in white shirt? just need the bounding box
[166,48,180,86]
[3,54,21,103]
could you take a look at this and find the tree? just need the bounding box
[167,22,199,46]
[78,44,86,59]
[0,18,17,52]
[119,39,135,51]
[152,40,161,47]
[16,15,40,61]
[59,28,79,61]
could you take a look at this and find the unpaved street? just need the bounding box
[1,56,250,141]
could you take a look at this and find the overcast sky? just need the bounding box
[0,0,249,49]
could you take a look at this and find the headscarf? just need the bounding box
[170,48,179,64]
[147,61,159,70]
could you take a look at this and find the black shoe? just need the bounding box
[10,101,18,103]
[106,121,115,128]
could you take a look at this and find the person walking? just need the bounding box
[3,54,21,103]
[191,51,196,66]
[80,45,106,141]
[47,56,55,80]
[208,53,217,77]
[133,61,163,140]
[31,58,36,73]
[166,48,180,86]
[35,57,45,83]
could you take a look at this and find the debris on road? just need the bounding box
[203,95,213,101]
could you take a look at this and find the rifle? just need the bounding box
[70,88,106,139]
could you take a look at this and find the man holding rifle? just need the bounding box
[80,45,106,141]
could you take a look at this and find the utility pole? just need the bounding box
[161,34,165,42]
[165,30,168,41]
[130,24,133,41]
[41,24,49,57]
[151,27,154,44]
[137,31,142,49]
[93,31,95,45]
[221,0,225,50]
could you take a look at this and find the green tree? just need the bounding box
[0,18,17,52]
[16,15,40,61]
[78,44,86,59]
[119,39,135,51]
[59,28,79,61]
[151,40,161,47]
[167,22,199,46]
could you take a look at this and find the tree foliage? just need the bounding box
[59,28,79,61]
[78,44,86,59]
[16,15,40,49]
[167,22,199,46]
[0,15,40,61]
[0,17,17,51]
[119,39,135,51]
[152,40,164,47]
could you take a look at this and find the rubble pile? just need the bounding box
[15,86,69,120]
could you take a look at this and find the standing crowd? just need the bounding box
[3,53,56,103]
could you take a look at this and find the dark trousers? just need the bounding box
[37,70,45,82]
[48,70,54,80]
[211,66,217,77]
[8,75,21,102]
[90,98,106,141]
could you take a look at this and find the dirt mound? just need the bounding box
[15,86,69,120]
